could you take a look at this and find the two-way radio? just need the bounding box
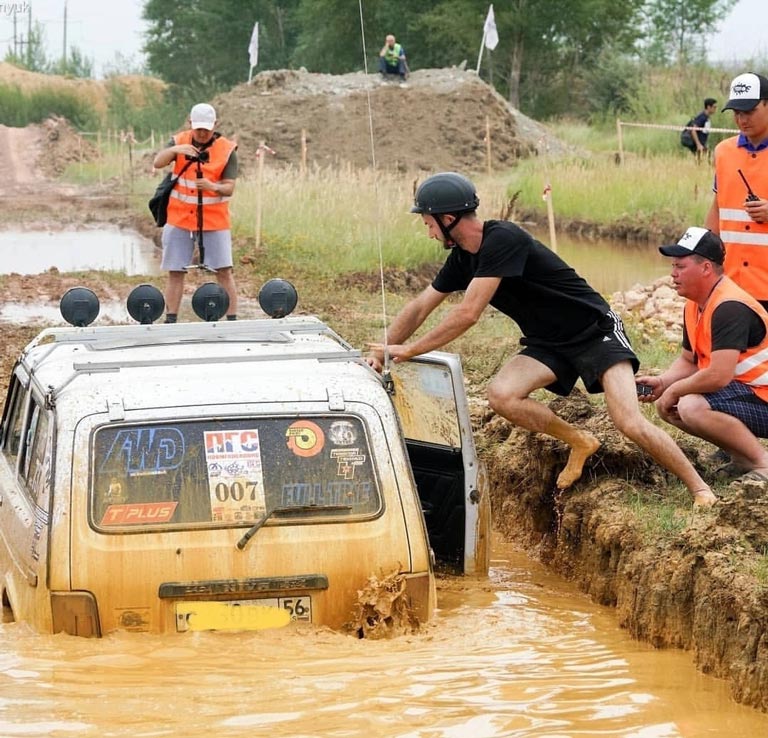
[737,169,760,202]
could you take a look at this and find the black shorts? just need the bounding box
[520,311,639,396]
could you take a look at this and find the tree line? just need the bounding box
[141,0,735,119]
[4,0,736,121]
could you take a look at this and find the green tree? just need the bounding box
[143,0,300,94]
[50,47,94,78]
[4,21,50,73]
[642,0,737,65]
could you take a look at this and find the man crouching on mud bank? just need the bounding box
[367,172,717,507]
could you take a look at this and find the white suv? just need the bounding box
[0,284,489,636]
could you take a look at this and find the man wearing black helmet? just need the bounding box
[368,172,716,507]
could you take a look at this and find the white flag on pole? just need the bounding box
[483,5,498,51]
[249,22,259,68]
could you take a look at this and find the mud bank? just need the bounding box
[478,395,768,712]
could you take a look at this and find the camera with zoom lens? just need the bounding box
[185,149,210,163]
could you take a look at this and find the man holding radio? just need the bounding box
[705,72,768,308]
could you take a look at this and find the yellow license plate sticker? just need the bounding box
[176,600,292,632]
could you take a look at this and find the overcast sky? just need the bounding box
[0,0,765,77]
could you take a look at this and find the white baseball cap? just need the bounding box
[722,73,768,112]
[190,103,217,130]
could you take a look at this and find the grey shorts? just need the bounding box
[520,311,640,396]
[161,225,233,271]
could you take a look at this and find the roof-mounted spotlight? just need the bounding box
[60,287,100,327]
[127,284,165,325]
[258,278,298,318]
[192,282,229,322]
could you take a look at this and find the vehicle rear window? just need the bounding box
[90,416,380,532]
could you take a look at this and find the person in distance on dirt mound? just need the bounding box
[367,172,717,507]
[379,34,408,83]
[153,102,239,323]
[637,227,768,484]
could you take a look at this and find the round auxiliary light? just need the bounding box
[60,287,100,327]
[258,278,298,318]
[191,282,229,322]
[127,284,165,324]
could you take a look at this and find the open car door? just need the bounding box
[390,352,490,575]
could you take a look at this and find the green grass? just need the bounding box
[628,485,698,542]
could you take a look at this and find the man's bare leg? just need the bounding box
[672,393,768,475]
[164,270,186,314]
[601,362,716,507]
[487,355,600,490]
[216,267,238,317]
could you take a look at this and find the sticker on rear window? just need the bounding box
[204,430,266,522]
[285,420,325,458]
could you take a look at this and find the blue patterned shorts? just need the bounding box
[704,380,768,438]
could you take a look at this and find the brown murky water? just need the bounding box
[0,227,162,276]
[1,537,765,738]
[529,228,669,295]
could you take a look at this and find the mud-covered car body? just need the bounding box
[0,316,489,636]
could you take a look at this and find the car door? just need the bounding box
[389,352,490,576]
[0,371,54,626]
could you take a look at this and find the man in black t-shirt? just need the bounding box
[368,173,716,506]
[637,227,768,481]
[681,98,717,156]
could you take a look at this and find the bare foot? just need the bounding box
[556,433,601,490]
[692,488,717,508]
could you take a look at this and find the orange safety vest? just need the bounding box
[684,275,768,401]
[166,130,237,232]
[714,136,768,300]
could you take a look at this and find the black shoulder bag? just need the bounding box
[148,159,195,227]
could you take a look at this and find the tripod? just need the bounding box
[186,158,217,274]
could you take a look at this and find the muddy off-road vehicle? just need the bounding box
[0,281,490,636]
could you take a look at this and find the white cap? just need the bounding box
[722,73,768,112]
[190,103,216,130]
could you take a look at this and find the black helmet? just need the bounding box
[411,172,479,215]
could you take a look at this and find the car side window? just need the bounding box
[23,401,51,502]
[2,379,27,471]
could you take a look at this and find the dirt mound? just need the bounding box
[38,117,99,176]
[212,68,573,174]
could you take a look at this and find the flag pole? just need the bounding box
[475,31,487,74]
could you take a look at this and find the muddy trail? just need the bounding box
[0,111,767,713]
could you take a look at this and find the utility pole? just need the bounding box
[27,3,31,67]
[62,0,68,68]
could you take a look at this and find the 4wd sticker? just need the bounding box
[285,420,325,457]
[102,501,178,526]
[204,430,266,523]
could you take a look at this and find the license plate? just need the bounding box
[175,596,312,632]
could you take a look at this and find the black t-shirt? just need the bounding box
[683,301,766,355]
[431,220,610,346]
[691,111,710,147]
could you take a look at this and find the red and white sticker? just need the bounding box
[101,501,178,526]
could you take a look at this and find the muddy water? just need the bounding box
[529,229,668,295]
[0,537,765,738]
[0,227,161,276]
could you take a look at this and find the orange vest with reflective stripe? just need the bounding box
[714,136,768,300]
[166,130,237,231]
[684,275,768,401]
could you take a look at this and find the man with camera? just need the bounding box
[152,102,239,323]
